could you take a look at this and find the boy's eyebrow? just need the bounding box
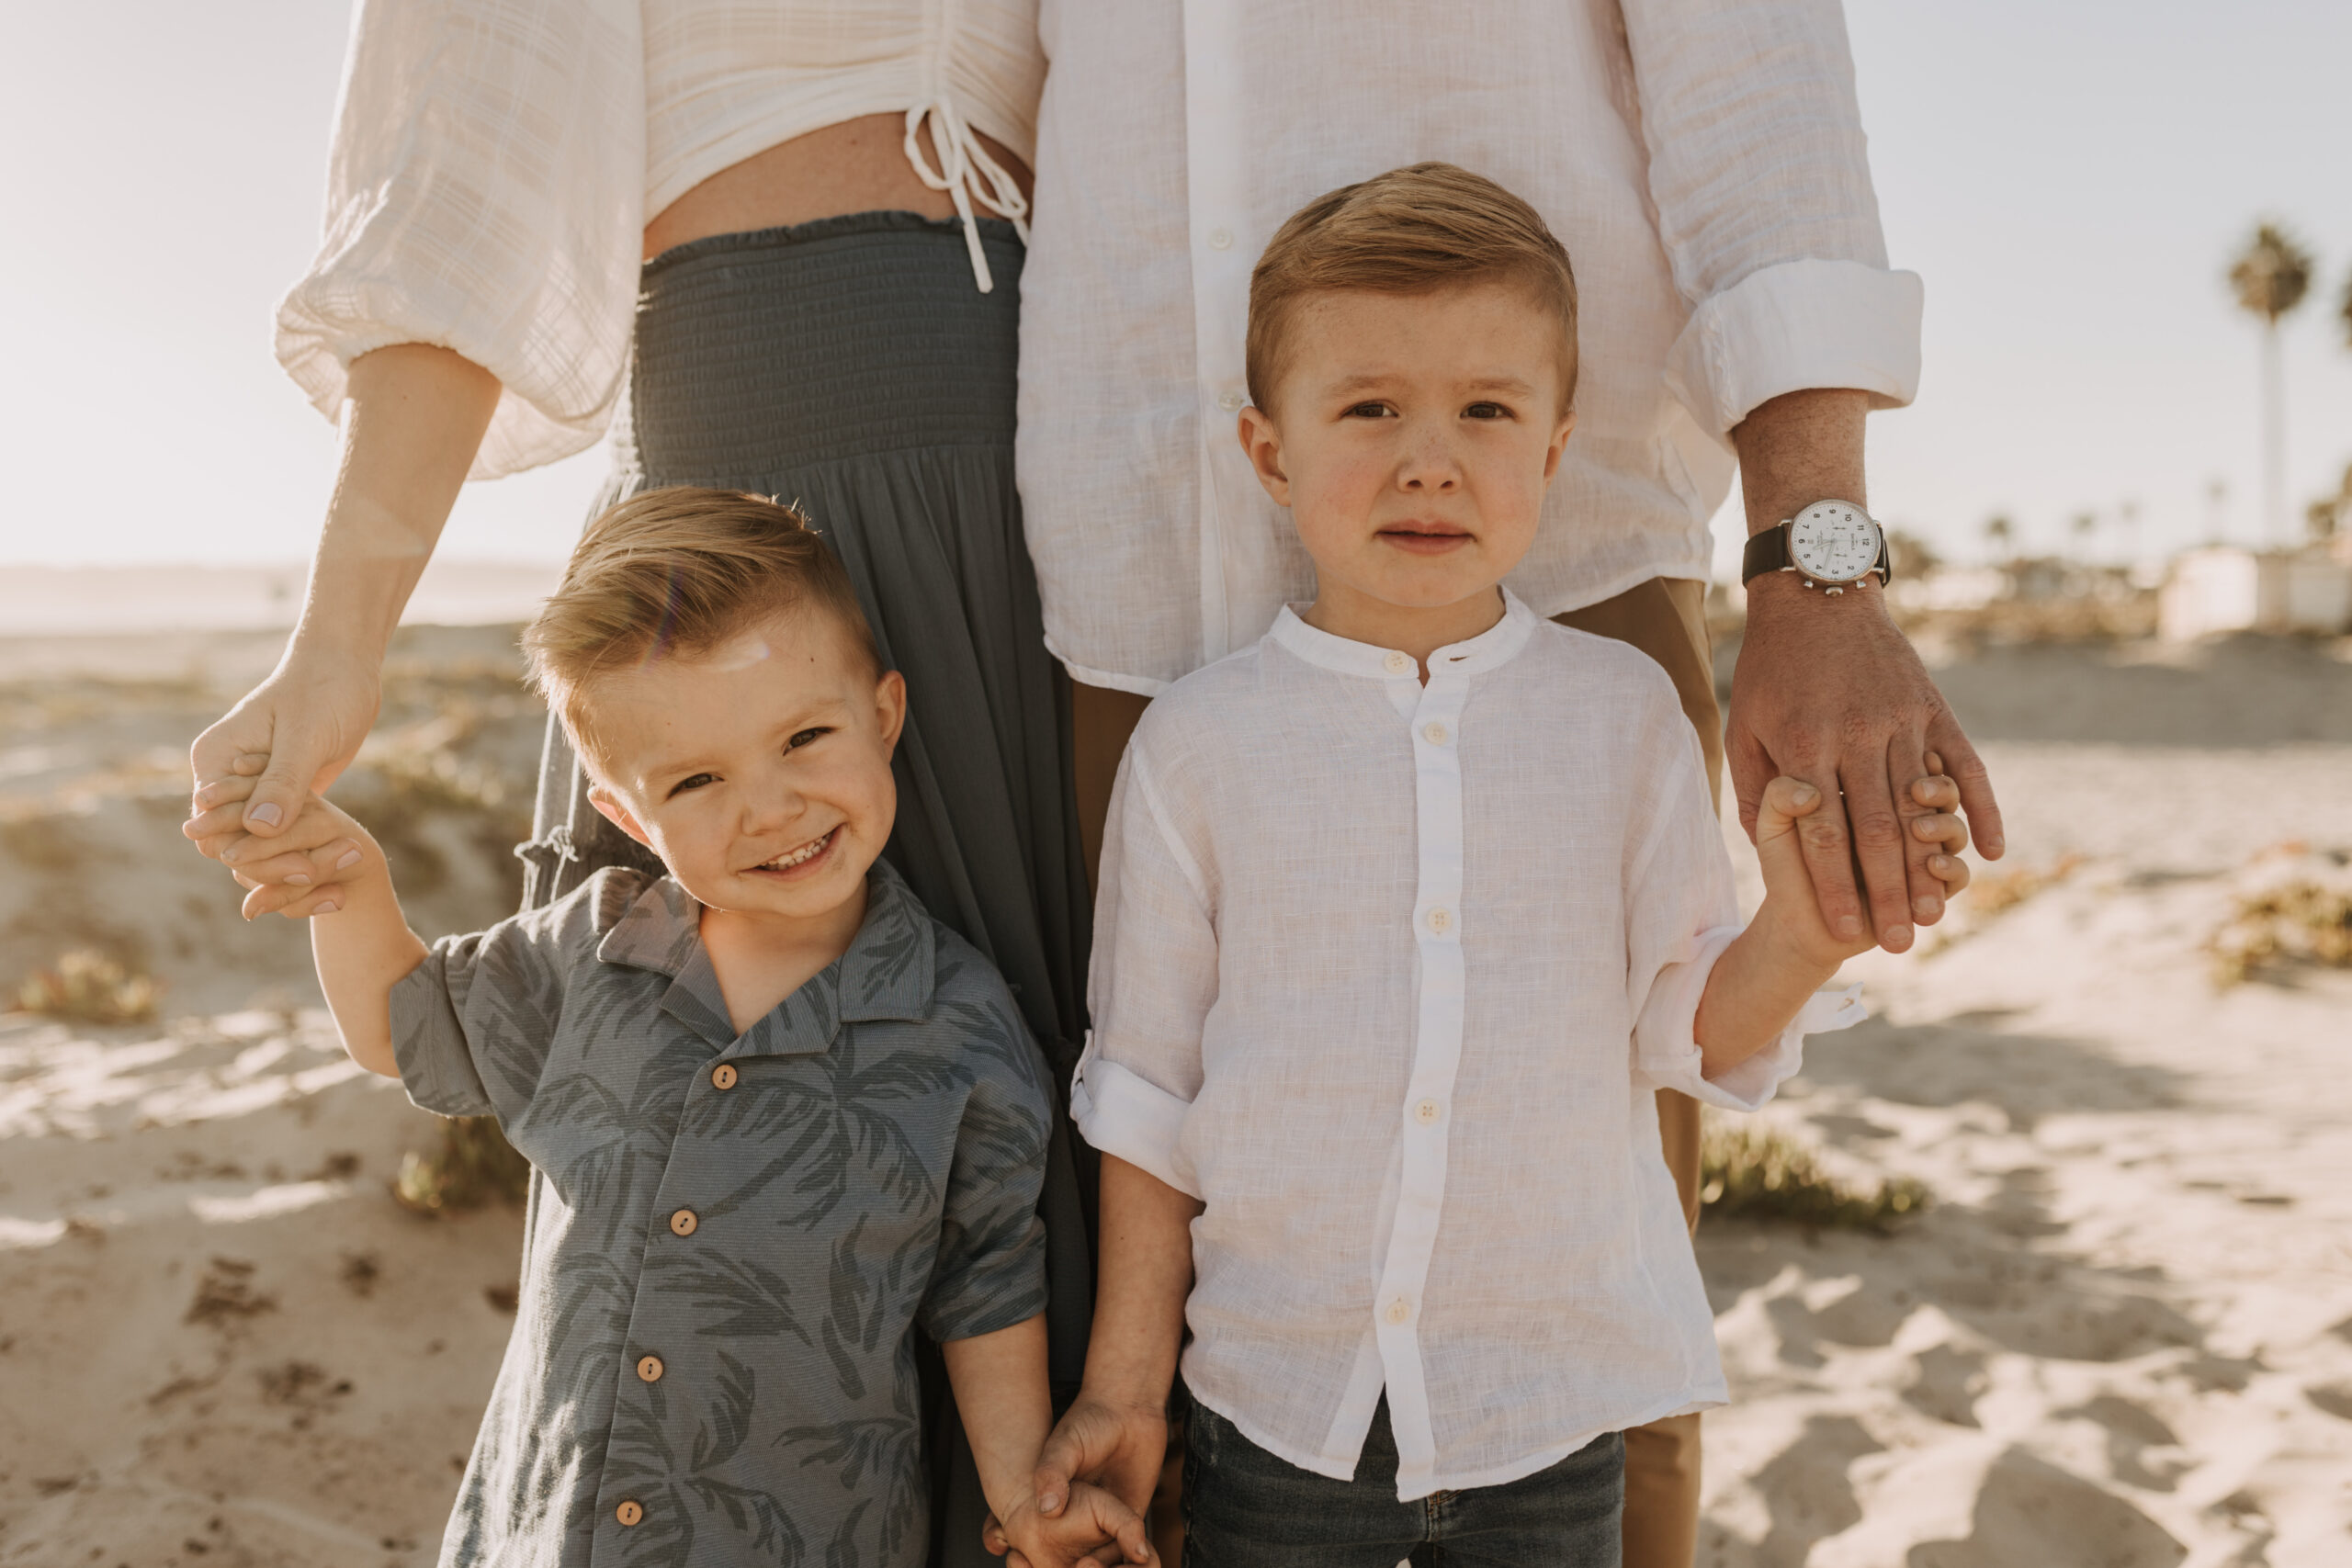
[1321,371,1541,397]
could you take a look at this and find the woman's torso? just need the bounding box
[640,0,1041,253]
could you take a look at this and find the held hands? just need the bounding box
[982,1393,1170,1568]
[1753,759,1972,969]
[986,1476,1154,1568]
[181,765,385,921]
[186,649,381,858]
[1729,576,2002,956]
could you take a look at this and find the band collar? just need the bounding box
[1267,588,1538,682]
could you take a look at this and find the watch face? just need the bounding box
[1789,502,1880,582]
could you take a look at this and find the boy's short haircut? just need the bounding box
[522,486,881,766]
[1246,162,1580,414]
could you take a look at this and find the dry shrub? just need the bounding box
[394,1115,531,1215]
[1701,1117,1928,1233]
[332,746,528,900]
[12,949,159,1024]
[2210,876,2352,986]
[1967,852,2085,919]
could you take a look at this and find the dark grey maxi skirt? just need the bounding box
[515,212,1094,1568]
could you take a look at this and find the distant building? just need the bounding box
[2159,545,2352,639]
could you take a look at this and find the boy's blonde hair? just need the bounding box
[1246,162,1579,414]
[522,487,880,764]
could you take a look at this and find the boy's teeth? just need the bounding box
[761,829,833,870]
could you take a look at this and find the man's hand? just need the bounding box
[1727,388,2004,955]
[1728,580,1999,953]
[187,649,381,854]
[990,1479,1154,1568]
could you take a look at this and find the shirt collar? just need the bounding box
[1266,587,1537,681]
[594,858,936,1053]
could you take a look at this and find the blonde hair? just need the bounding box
[522,487,880,762]
[1246,162,1579,413]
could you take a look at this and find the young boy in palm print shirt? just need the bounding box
[193,490,1148,1568]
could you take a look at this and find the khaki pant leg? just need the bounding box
[1553,576,1718,1568]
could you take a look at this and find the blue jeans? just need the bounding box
[1182,1394,1623,1568]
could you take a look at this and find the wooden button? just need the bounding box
[637,1354,663,1382]
[615,1500,643,1528]
[668,1208,698,1237]
[709,1062,737,1090]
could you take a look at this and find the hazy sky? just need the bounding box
[4,1,2348,575]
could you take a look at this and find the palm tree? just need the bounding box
[2227,223,2313,545]
[2069,510,2098,562]
[1984,513,2014,562]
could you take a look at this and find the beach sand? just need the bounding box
[1,622,2346,1566]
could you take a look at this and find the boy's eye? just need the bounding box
[1343,401,1396,419]
[1464,401,1511,420]
[666,773,717,799]
[786,728,831,750]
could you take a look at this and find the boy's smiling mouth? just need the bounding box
[745,826,840,879]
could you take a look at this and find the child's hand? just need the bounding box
[990,1480,1151,1568]
[1757,758,1971,968]
[183,773,383,921]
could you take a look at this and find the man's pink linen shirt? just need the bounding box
[1070,593,1864,1499]
[1019,0,1922,693]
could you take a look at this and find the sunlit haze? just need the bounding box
[3,1,2346,578]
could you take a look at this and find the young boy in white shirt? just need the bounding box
[1038,164,1973,1563]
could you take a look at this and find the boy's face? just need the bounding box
[1239,281,1575,634]
[583,610,903,926]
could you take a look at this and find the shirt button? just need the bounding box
[1383,650,1413,675]
[1208,226,1234,250]
[669,1208,698,1237]
[1421,721,1449,745]
[1216,389,1244,412]
[710,1062,737,1090]
[1414,1098,1442,1125]
[616,1501,644,1528]
[1425,907,1453,935]
[1385,1297,1412,1325]
[637,1354,664,1383]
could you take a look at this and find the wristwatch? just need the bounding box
[1741,500,1891,596]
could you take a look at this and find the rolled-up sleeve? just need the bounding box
[1624,728,1866,1111]
[389,900,574,1122]
[1069,749,1218,1200]
[1623,0,1923,435]
[274,0,647,478]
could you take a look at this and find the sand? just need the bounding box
[1,621,2347,1566]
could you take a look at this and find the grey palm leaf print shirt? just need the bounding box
[389,861,1053,1568]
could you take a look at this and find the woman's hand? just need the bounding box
[187,648,382,854]
[982,1393,1170,1567]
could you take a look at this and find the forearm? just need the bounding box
[1692,905,1843,1077]
[295,344,501,664]
[941,1314,1054,1524]
[311,869,429,1077]
[1082,1155,1202,1410]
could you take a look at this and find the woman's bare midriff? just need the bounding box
[643,113,1035,259]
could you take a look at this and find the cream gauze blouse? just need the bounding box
[276,0,1044,479]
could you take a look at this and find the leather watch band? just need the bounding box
[1740,522,1893,588]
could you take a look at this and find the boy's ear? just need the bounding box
[586,783,655,849]
[1543,408,1577,485]
[872,669,908,755]
[1237,404,1293,507]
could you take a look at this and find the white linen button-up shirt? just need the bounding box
[1019,0,1923,694]
[1070,592,1863,1498]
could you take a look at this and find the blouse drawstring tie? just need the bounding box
[903,97,1030,293]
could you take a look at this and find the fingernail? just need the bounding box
[335,850,362,870]
[1838,915,1862,938]
[317,901,341,916]
[287,874,311,886]
[247,803,282,829]
[1913,894,1938,919]
[1790,784,1818,805]
[1884,924,1912,948]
